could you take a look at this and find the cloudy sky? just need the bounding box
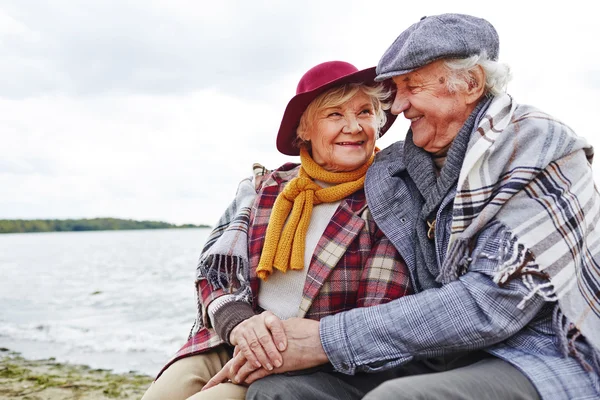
[2,1,599,226]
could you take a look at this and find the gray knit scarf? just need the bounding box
[404,97,491,290]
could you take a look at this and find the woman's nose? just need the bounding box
[342,115,362,134]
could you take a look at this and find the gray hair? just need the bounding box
[444,51,511,96]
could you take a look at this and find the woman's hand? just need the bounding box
[229,311,287,371]
[202,348,261,391]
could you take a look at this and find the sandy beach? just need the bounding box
[0,348,153,400]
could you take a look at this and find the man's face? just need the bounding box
[391,60,473,155]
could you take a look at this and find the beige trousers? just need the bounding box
[141,346,247,400]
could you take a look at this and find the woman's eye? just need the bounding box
[328,112,342,117]
[360,109,373,115]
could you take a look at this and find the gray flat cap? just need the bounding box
[376,13,499,81]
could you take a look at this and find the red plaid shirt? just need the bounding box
[159,163,411,376]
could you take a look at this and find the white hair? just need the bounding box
[444,52,512,96]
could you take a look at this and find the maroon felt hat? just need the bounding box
[276,61,397,156]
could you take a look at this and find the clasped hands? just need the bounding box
[202,312,327,390]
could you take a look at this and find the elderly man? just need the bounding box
[206,13,600,399]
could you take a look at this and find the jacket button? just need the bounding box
[341,362,349,370]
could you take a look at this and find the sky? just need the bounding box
[2,1,599,226]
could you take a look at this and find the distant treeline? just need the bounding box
[0,218,210,234]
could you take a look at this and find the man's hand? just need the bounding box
[203,318,328,391]
[243,317,328,383]
[230,311,287,371]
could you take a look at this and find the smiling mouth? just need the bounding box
[409,116,422,123]
[336,141,365,146]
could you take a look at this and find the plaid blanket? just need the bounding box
[441,93,600,354]
[189,163,268,335]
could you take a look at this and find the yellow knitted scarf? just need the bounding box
[256,147,376,280]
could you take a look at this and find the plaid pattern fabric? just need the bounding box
[189,167,268,337]
[158,162,411,377]
[247,164,412,319]
[442,94,600,353]
[319,95,600,399]
[195,184,253,323]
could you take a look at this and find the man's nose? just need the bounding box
[391,91,409,115]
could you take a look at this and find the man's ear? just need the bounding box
[465,65,486,104]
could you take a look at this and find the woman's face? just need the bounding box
[306,91,377,172]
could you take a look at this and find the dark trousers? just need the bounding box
[246,353,540,400]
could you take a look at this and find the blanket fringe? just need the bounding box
[188,254,250,339]
[498,236,600,389]
[553,304,570,358]
[232,254,252,304]
[437,238,471,284]
[493,231,556,309]
[593,349,600,392]
[493,232,525,285]
[197,254,247,291]
[552,304,600,389]
[188,285,204,339]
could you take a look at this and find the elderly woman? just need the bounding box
[141,60,411,400]
[213,14,600,400]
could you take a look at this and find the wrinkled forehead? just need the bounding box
[391,60,447,87]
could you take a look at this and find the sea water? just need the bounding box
[0,228,210,376]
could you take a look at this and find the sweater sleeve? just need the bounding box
[211,300,256,344]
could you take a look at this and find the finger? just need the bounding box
[235,335,262,369]
[235,360,267,384]
[202,362,232,391]
[245,330,274,370]
[243,366,273,385]
[264,313,287,352]
[228,351,256,378]
[254,323,283,368]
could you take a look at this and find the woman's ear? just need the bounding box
[465,65,486,104]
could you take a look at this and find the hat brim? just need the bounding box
[375,68,416,82]
[276,66,397,156]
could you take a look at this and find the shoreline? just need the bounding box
[0,348,153,400]
[0,218,210,234]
